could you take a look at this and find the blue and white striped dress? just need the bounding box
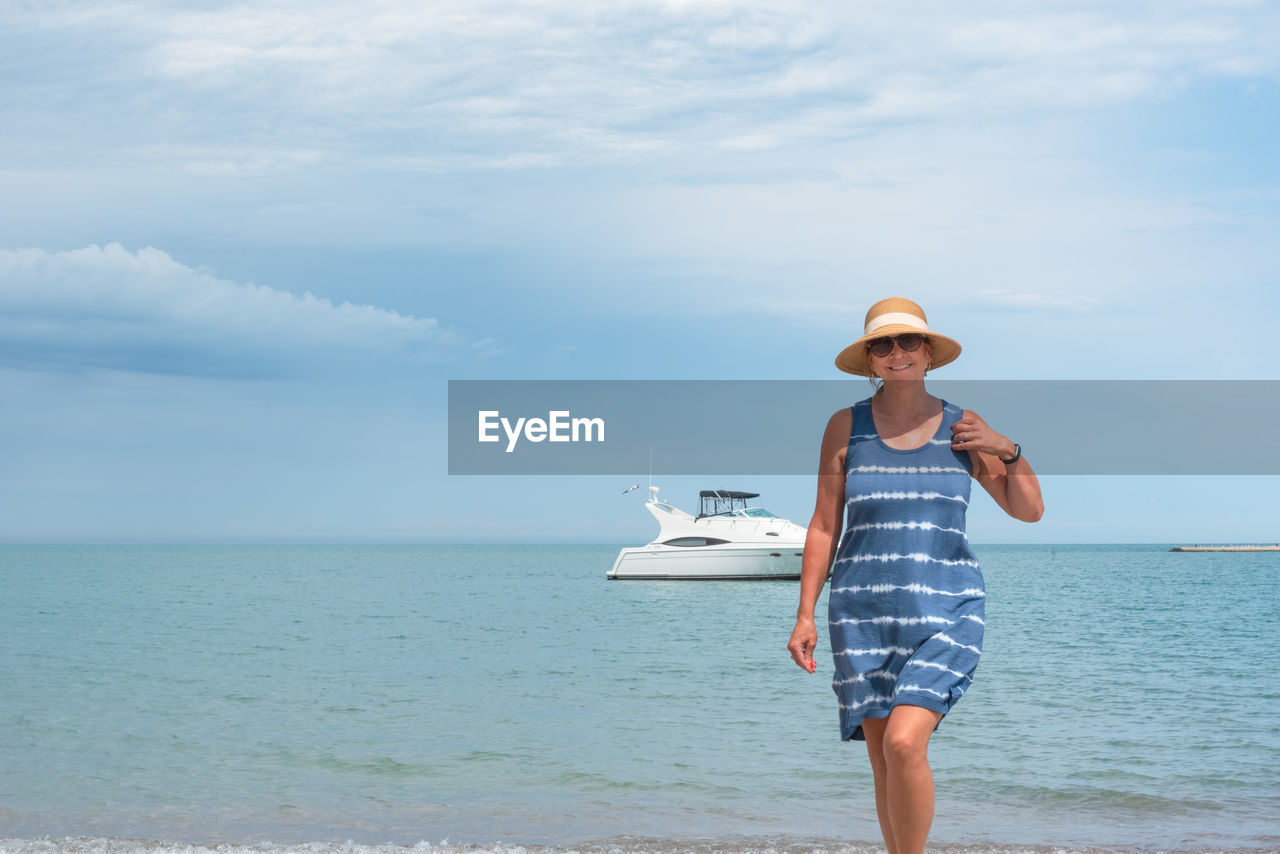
[829,397,985,741]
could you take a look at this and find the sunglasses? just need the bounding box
[866,333,927,358]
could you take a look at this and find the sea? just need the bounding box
[1,544,1277,854]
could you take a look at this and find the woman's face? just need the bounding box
[868,335,932,381]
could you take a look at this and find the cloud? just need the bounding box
[7,1,1278,173]
[0,243,485,377]
[970,290,1101,312]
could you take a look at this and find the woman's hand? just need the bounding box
[787,617,819,673]
[950,409,1017,461]
[954,408,1045,523]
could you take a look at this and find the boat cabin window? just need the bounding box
[661,537,731,547]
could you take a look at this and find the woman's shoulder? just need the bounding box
[821,405,854,441]
[825,406,853,427]
[827,398,873,425]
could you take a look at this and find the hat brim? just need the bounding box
[835,326,962,376]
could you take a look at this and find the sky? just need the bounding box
[2,0,1278,544]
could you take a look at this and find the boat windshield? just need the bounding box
[738,507,778,518]
[697,489,764,519]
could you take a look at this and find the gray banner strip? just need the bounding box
[448,380,1280,475]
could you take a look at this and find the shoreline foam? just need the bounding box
[4,837,1280,854]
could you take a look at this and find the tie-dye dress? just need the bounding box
[829,397,985,741]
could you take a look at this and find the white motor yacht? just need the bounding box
[608,487,808,580]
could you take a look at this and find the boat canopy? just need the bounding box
[697,489,761,518]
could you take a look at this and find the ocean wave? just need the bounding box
[3,837,1280,854]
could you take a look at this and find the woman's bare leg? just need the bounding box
[861,705,943,854]
[860,717,897,854]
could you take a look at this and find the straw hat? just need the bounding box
[835,297,962,377]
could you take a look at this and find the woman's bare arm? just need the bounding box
[786,407,851,671]
[951,409,1044,523]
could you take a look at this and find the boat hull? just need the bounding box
[607,544,804,580]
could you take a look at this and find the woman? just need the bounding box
[786,297,1043,854]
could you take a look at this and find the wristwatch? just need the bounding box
[1000,443,1022,465]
